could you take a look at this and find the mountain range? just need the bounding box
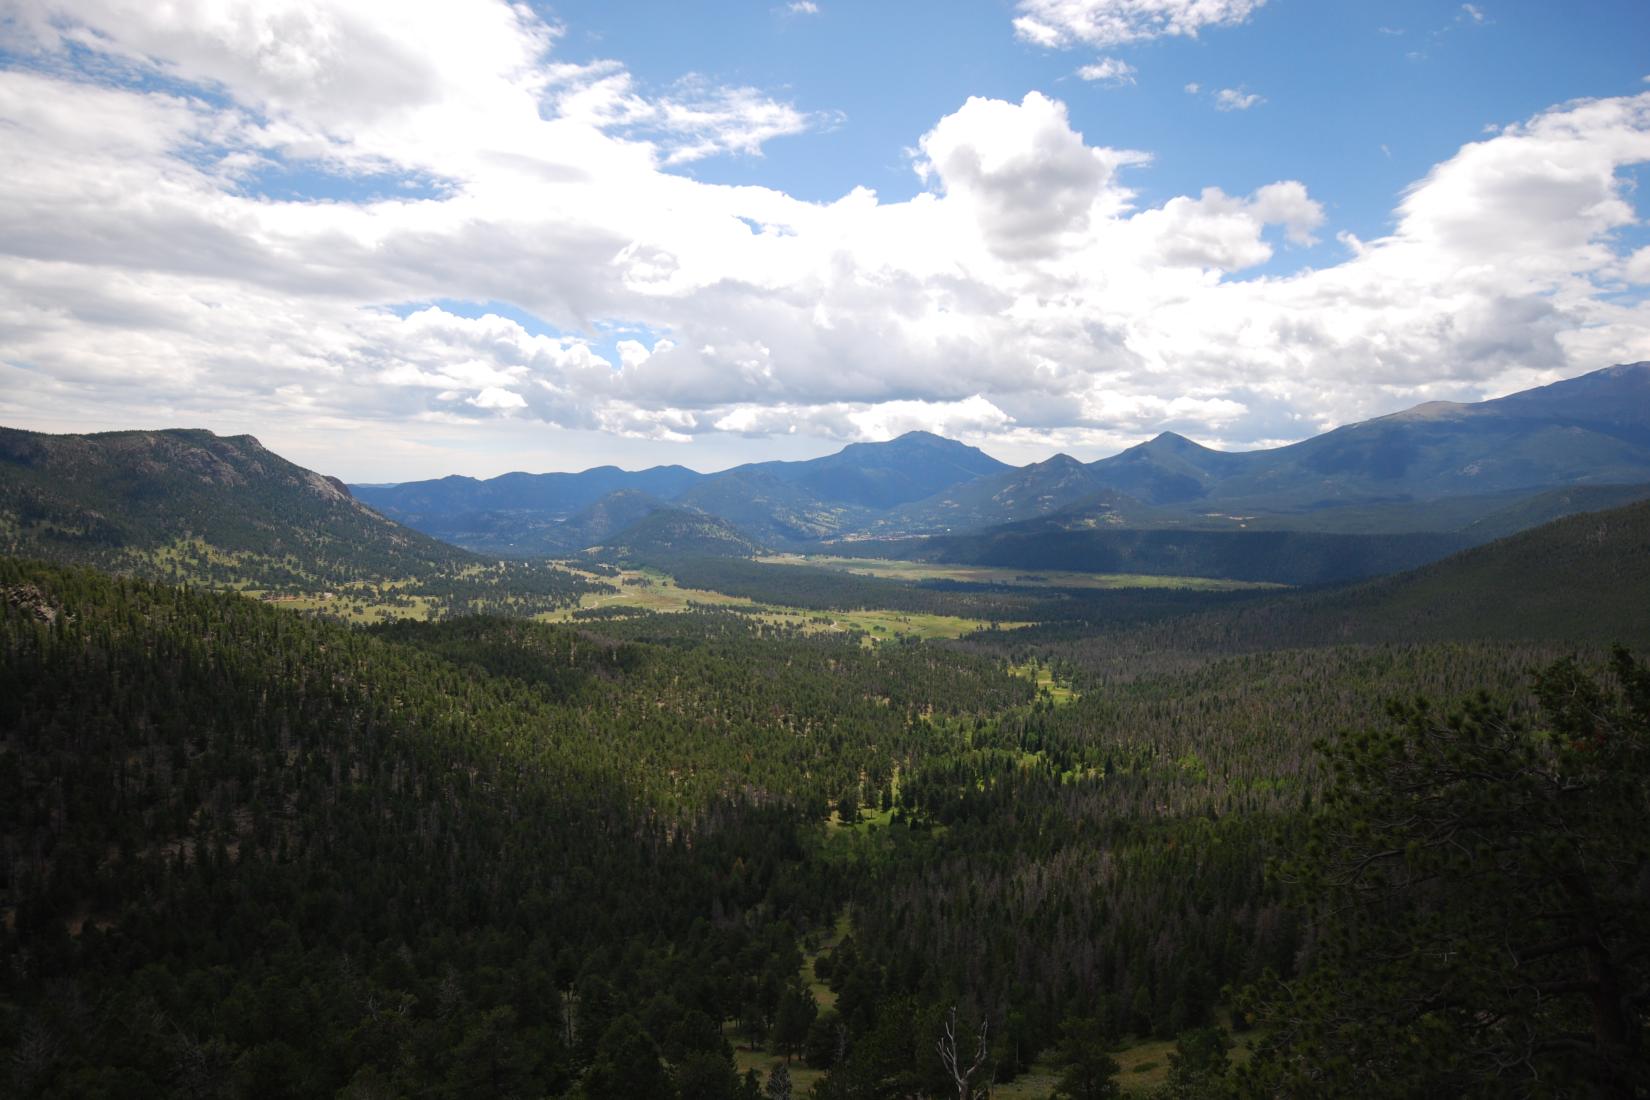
[4,363,1648,586]
[353,429,1012,551]
[350,362,1650,566]
[1088,362,1650,511]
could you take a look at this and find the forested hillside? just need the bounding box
[831,525,1473,586]
[1065,496,1650,655]
[3,546,1642,1097]
[0,559,1027,1096]
[0,428,466,584]
[0,427,604,616]
[598,509,767,563]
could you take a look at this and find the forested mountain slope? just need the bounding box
[0,426,605,615]
[838,524,1472,586]
[670,469,868,546]
[0,558,1031,1096]
[868,454,1159,535]
[1025,497,1650,658]
[597,508,765,562]
[0,427,471,586]
[1087,361,1650,511]
[398,489,677,558]
[1215,494,1650,648]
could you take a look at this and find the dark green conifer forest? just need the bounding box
[2,501,1647,1098]
[5,0,1650,1088]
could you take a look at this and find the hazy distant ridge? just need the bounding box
[347,362,1650,558]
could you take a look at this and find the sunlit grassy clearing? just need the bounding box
[992,1011,1254,1097]
[806,910,852,1010]
[760,554,1288,591]
[723,909,851,1094]
[538,566,1026,643]
[827,802,897,832]
[1008,661,1079,705]
[766,607,1031,645]
[538,567,759,618]
[253,593,441,623]
[728,1040,824,1096]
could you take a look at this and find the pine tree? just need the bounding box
[1242,649,1650,1098]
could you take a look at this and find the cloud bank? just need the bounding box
[2,0,1649,478]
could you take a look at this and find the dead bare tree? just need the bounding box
[936,1005,991,1100]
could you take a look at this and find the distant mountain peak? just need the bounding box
[852,429,980,453]
[1593,360,1649,377]
[1142,430,1218,453]
[1383,400,1471,422]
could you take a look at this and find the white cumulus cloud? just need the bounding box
[1213,87,1263,111]
[1077,57,1137,85]
[1014,0,1266,48]
[2,0,1649,480]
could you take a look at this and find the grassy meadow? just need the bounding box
[758,554,1288,591]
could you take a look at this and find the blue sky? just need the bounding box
[544,1,1650,257]
[1,0,1649,480]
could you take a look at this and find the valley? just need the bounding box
[9,5,1650,1094]
[1,372,1647,1098]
